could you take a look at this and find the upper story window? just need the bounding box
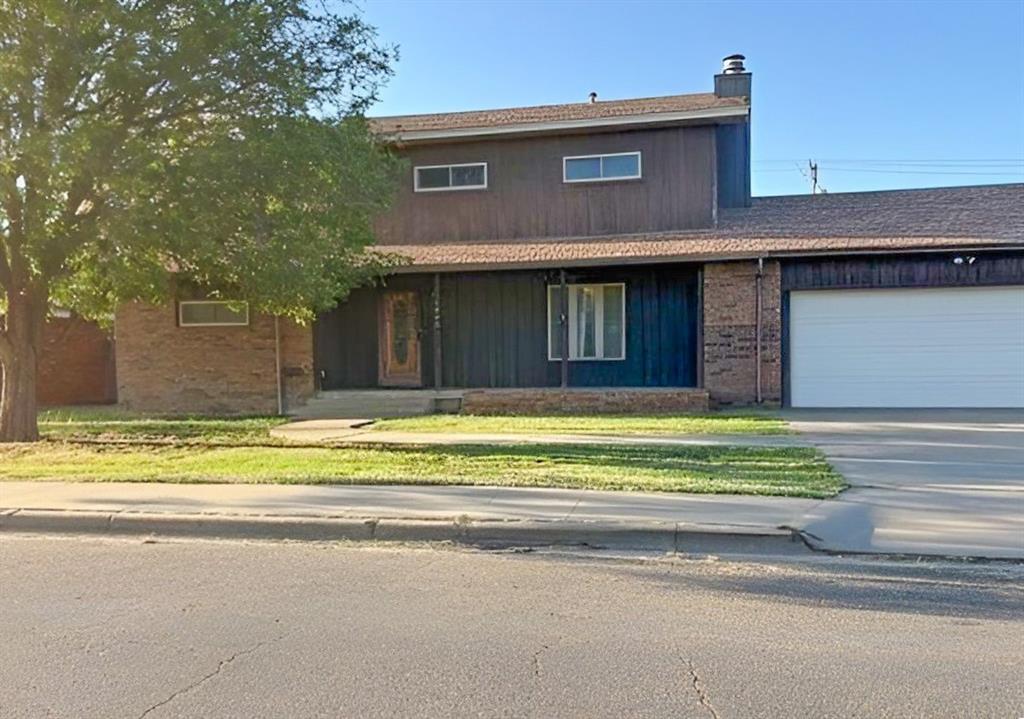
[563,152,642,183]
[414,162,488,192]
[178,301,250,327]
[547,283,626,361]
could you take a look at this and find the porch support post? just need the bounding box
[433,272,443,389]
[560,269,569,389]
[695,267,704,389]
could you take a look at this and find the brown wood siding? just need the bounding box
[314,265,699,390]
[781,251,1024,291]
[376,126,716,245]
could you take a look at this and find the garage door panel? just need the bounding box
[789,286,1024,408]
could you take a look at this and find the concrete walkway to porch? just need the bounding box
[268,419,806,448]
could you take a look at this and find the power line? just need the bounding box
[817,167,1024,176]
[797,159,827,193]
[755,158,1024,164]
[754,167,1024,176]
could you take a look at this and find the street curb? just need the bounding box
[0,509,809,554]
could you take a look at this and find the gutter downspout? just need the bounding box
[755,257,764,405]
[274,316,283,416]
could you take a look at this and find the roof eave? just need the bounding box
[375,104,750,144]
[385,241,1024,274]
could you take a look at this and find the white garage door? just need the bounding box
[789,286,1024,408]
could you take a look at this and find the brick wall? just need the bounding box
[36,315,117,406]
[461,388,710,415]
[702,260,782,406]
[115,302,314,415]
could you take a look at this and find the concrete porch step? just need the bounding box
[291,387,711,420]
[291,390,464,420]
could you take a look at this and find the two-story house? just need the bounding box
[114,55,1024,414]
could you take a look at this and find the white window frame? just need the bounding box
[413,162,488,192]
[562,151,642,184]
[546,283,627,361]
[178,300,250,327]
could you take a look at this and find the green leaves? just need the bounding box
[1,0,399,320]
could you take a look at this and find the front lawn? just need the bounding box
[372,413,790,436]
[0,442,842,498]
[38,406,288,444]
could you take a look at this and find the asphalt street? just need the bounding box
[1,536,1022,718]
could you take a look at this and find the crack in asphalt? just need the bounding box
[531,644,548,678]
[136,636,281,718]
[686,658,721,719]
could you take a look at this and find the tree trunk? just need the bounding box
[0,343,38,442]
[0,289,44,443]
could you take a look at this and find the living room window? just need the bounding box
[547,283,626,360]
[178,301,250,327]
[563,152,641,183]
[414,162,488,192]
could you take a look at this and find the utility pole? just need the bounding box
[808,159,819,194]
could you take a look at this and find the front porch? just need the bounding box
[294,389,466,419]
[312,264,703,404]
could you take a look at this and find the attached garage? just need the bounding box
[788,285,1024,408]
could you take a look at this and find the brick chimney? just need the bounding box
[714,54,751,98]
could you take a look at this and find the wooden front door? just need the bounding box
[378,290,422,386]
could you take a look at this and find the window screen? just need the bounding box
[179,301,249,327]
[547,283,626,360]
[563,152,641,183]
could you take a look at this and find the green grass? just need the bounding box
[38,406,287,444]
[0,442,843,498]
[37,407,788,444]
[24,407,834,498]
[372,413,790,436]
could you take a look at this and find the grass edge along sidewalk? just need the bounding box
[1,441,843,499]
[19,408,839,499]
[37,406,790,444]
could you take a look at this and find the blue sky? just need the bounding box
[358,0,1024,197]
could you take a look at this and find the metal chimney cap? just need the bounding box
[721,54,747,74]
[588,91,598,103]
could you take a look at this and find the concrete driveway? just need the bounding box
[788,410,1024,559]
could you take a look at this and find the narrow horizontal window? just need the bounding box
[547,283,626,361]
[178,301,250,327]
[563,152,641,183]
[414,162,488,192]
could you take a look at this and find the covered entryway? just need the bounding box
[788,286,1024,408]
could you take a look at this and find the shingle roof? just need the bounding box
[369,92,748,136]
[377,184,1024,272]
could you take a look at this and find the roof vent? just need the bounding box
[715,54,751,98]
[588,91,598,104]
[721,54,746,75]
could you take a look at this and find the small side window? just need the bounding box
[414,163,488,192]
[178,301,250,327]
[563,152,642,183]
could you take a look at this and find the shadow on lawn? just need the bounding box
[344,442,841,485]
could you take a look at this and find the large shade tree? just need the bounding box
[0,0,401,441]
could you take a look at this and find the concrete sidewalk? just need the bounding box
[787,410,1024,561]
[0,481,817,553]
[3,478,1021,558]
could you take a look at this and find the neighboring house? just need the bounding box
[114,55,1024,414]
[0,312,116,407]
[37,313,117,406]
